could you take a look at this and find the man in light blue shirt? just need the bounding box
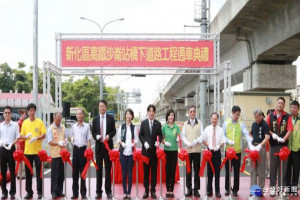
[0,106,20,199]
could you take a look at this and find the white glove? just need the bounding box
[208,145,214,150]
[154,141,159,147]
[272,134,279,140]
[5,143,12,150]
[227,139,234,145]
[0,140,3,147]
[192,140,198,147]
[249,137,253,144]
[176,137,180,143]
[164,141,171,147]
[25,133,32,139]
[197,137,203,144]
[70,137,75,144]
[249,144,256,151]
[185,142,192,148]
[96,135,101,140]
[131,142,136,147]
[277,137,285,143]
[144,142,149,150]
[121,142,126,148]
[214,144,220,151]
[29,136,37,144]
[58,141,65,146]
[255,144,262,151]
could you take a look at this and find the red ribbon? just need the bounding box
[274,146,290,161]
[38,150,52,179]
[178,149,191,173]
[132,146,149,165]
[81,148,98,180]
[13,150,33,175]
[220,147,238,169]
[60,149,73,171]
[156,136,166,160]
[240,149,260,173]
[199,150,215,177]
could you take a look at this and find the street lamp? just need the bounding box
[80,17,124,100]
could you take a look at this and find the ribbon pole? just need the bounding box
[19,161,23,200]
[201,160,215,200]
[42,161,45,200]
[223,160,234,200]
[112,161,116,200]
[88,166,91,200]
[158,159,163,200]
[248,161,257,200]
[177,161,191,200]
[64,162,67,200]
[135,161,140,200]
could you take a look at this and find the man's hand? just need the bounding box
[154,141,160,147]
[227,139,234,145]
[96,135,101,140]
[131,142,136,147]
[29,137,38,144]
[249,144,256,151]
[25,133,32,139]
[144,142,149,150]
[197,137,203,144]
[58,141,65,147]
[277,137,285,143]
[192,140,198,147]
[105,135,110,141]
[214,145,220,151]
[121,142,126,148]
[272,134,279,140]
[255,144,262,151]
[164,141,171,147]
[176,137,180,143]
[208,145,214,150]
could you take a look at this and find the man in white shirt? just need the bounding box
[0,106,20,199]
[203,112,225,198]
[181,106,204,197]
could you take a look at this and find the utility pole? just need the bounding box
[33,0,39,109]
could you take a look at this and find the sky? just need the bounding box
[0,0,228,117]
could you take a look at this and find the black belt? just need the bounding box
[74,145,87,149]
[252,142,262,146]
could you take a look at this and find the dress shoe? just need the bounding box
[95,193,102,199]
[142,193,149,199]
[82,196,87,200]
[127,195,131,200]
[52,195,58,199]
[169,193,174,198]
[123,195,127,199]
[151,193,157,199]
[107,193,113,199]
[1,195,7,200]
[59,194,66,197]
[207,192,213,196]
[70,195,78,199]
[185,189,192,197]
[232,191,238,197]
[194,190,200,197]
[216,193,221,198]
[166,193,170,198]
[10,195,15,200]
[224,190,229,196]
[38,194,43,199]
[24,194,33,199]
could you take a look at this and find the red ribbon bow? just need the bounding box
[81,148,98,180]
[13,150,33,175]
[240,149,260,173]
[133,147,149,165]
[38,150,52,179]
[103,141,120,162]
[220,147,238,169]
[274,146,290,161]
[156,136,166,160]
[60,149,73,171]
[199,150,215,177]
[178,149,191,173]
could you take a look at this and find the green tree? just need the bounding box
[0,63,15,92]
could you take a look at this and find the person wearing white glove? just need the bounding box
[47,111,68,199]
[202,112,225,198]
[96,135,101,140]
[117,108,138,199]
[222,105,251,196]
[266,97,293,197]
[138,105,162,199]
[144,142,150,150]
[180,106,203,197]
[0,106,20,198]
[162,109,180,198]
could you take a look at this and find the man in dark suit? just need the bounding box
[139,104,162,199]
[92,100,116,199]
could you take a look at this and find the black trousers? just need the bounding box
[207,150,221,194]
[96,145,112,195]
[25,154,42,196]
[0,146,16,196]
[186,152,201,191]
[165,150,178,192]
[225,152,241,193]
[72,146,87,197]
[143,148,158,193]
[286,151,300,193]
[51,157,64,196]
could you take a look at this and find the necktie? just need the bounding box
[101,116,104,141]
[212,126,216,148]
[150,121,153,135]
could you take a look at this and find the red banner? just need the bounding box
[61,40,214,68]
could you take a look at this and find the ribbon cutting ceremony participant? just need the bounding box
[162,109,180,198]
[266,97,293,197]
[92,99,116,199]
[286,100,300,196]
[20,103,46,200]
[223,105,252,197]
[139,104,162,199]
[117,108,138,200]
[202,112,224,198]
[181,105,203,198]
[16,109,27,180]
[0,106,20,199]
[69,109,91,199]
[249,108,270,197]
[47,111,67,199]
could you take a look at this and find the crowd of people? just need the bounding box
[0,96,299,199]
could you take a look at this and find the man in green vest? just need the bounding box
[286,100,300,197]
[223,105,252,197]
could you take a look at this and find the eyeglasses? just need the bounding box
[189,110,196,113]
